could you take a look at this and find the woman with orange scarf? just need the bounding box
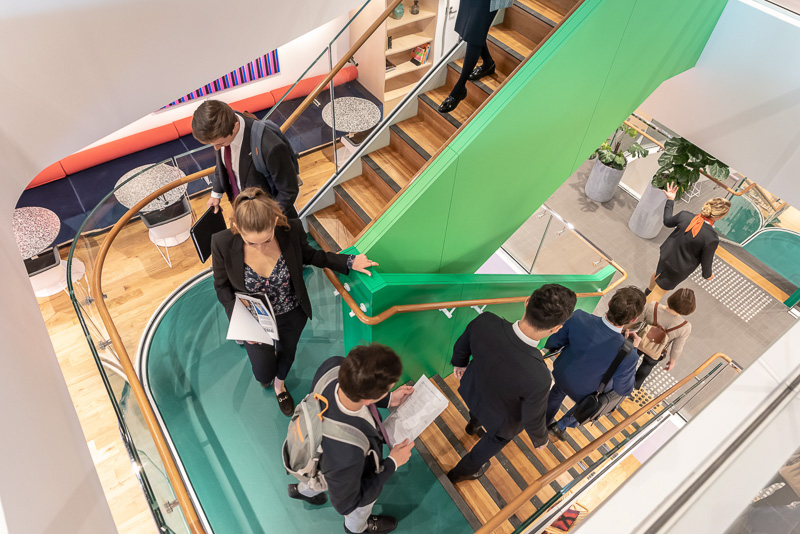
[645,184,731,303]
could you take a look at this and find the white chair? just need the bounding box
[141,196,194,268]
[25,247,65,295]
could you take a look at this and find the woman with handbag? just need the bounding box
[634,288,695,390]
[210,188,378,416]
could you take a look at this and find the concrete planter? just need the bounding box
[585,159,625,203]
[629,183,668,239]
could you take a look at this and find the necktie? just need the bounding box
[223,145,240,198]
[368,404,393,448]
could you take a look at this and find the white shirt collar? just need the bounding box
[513,321,540,348]
[602,315,623,333]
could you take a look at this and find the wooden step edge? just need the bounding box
[389,124,431,162]
[431,375,550,508]
[588,418,622,449]
[307,214,341,253]
[417,93,460,139]
[333,184,371,228]
[419,92,462,130]
[513,0,559,27]
[361,154,402,201]
[487,33,525,62]
[448,61,495,97]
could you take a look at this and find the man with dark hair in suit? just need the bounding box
[545,286,645,441]
[192,99,299,217]
[447,284,578,484]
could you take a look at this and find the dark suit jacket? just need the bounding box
[210,220,350,321]
[452,313,551,447]
[659,199,719,278]
[544,310,638,400]
[313,356,395,516]
[212,115,299,218]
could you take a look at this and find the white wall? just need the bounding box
[0,0,360,532]
[641,0,800,206]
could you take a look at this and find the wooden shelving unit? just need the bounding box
[350,1,439,114]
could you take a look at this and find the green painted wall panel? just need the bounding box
[355,0,728,275]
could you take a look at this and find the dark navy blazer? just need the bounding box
[544,310,638,400]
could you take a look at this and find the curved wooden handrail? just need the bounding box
[475,353,740,534]
[623,119,757,197]
[325,258,627,326]
[279,0,403,134]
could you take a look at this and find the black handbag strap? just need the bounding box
[596,337,634,394]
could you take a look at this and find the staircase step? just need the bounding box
[504,4,554,45]
[391,121,439,162]
[486,36,524,80]
[296,145,337,211]
[334,175,391,230]
[417,92,459,138]
[422,84,479,130]
[362,154,402,199]
[450,59,506,97]
[306,206,360,252]
[488,24,537,61]
[367,145,419,189]
[515,0,576,24]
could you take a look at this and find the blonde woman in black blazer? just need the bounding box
[211,188,377,415]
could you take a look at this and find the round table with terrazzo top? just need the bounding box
[321,97,382,133]
[115,164,188,212]
[13,207,61,259]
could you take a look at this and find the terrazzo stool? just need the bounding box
[321,97,381,163]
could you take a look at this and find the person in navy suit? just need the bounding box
[544,286,645,441]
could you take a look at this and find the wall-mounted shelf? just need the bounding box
[386,9,436,32]
[385,59,431,80]
[386,33,431,57]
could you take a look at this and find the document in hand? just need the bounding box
[383,375,448,445]
[227,292,280,345]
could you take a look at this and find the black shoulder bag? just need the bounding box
[573,338,634,424]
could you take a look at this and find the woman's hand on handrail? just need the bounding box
[351,254,379,277]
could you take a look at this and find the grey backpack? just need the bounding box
[282,366,370,492]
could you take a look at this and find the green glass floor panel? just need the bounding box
[145,268,472,534]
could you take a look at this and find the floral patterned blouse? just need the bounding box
[244,254,355,315]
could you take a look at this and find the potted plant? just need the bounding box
[629,137,731,238]
[585,125,648,202]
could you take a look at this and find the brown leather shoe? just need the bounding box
[277,391,295,417]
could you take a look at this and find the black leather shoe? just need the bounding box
[465,418,482,436]
[469,62,495,81]
[277,391,295,417]
[344,514,398,533]
[447,461,490,484]
[288,484,327,505]
[438,88,467,113]
[548,422,568,442]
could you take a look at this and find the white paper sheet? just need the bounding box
[383,375,448,446]
[226,297,276,345]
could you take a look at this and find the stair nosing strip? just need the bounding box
[604,412,633,440]
[511,435,563,493]
[430,376,545,511]
[575,425,611,456]
[512,0,558,27]
[431,417,520,528]
[448,61,494,96]
[334,184,371,225]
[487,33,525,62]
[307,215,341,253]
[362,154,401,194]
[616,405,643,431]
[590,419,621,448]
[419,93,462,129]
[414,436,484,530]
[390,124,431,161]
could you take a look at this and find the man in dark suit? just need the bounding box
[288,344,415,534]
[447,284,578,484]
[192,99,299,218]
[544,286,645,441]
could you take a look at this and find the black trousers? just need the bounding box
[243,306,308,384]
[634,350,661,390]
[448,414,509,478]
[449,44,494,99]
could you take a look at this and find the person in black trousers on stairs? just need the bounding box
[439,0,514,113]
[447,284,577,484]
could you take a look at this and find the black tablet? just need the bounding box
[190,207,227,263]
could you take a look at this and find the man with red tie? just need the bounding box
[192,99,299,218]
[287,344,415,534]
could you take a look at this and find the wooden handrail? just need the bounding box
[475,353,740,534]
[90,170,212,534]
[280,0,403,134]
[622,119,757,197]
[326,258,627,326]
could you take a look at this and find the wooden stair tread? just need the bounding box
[423,85,479,128]
[306,205,359,252]
[454,58,507,94]
[338,175,391,223]
[367,146,418,188]
[489,24,537,60]
[394,116,449,161]
[296,145,337,211]
[515,0,570,24]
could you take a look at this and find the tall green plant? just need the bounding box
[651,137,730,200]
[590,125,648,171]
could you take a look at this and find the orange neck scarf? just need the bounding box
[685,214,715,238]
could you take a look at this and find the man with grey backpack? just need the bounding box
[283,344,415,534]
